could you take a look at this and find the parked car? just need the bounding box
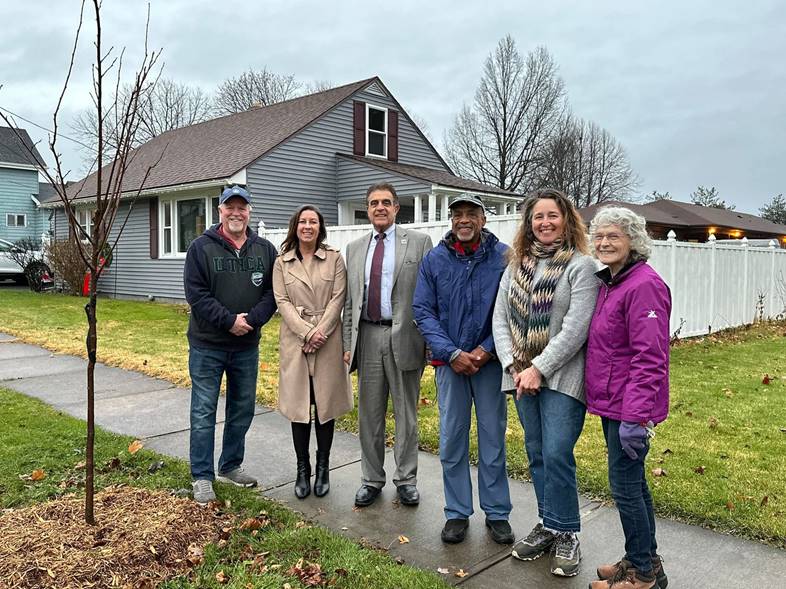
[0,238,52,289]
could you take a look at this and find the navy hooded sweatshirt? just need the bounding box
[183,224,278,351]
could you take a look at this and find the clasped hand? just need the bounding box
[229,313,253,336]
[511,366,542,400]
[302,329,327,354]
[450,347,491,375]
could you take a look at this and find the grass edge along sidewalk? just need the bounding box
[0,387,449,589]
[1,289,785,547]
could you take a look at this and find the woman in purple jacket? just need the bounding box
[586,207,671,589]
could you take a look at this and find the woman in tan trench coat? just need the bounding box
[272,205,352,499]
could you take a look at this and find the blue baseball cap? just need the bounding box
[219,185,251,205]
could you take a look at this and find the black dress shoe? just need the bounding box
[314,451,330,498]
[294,457,311,499]
[485,517,514,544]
[396,484,420,506]
[441,518,469,544]
[354,484,381,507]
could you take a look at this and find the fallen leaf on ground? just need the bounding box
[651,468,667,477]
[215,570,228,584]
[30,469,46,481]
[693,466,706,475]
[419,397,432,406]
[762,374,772,385]
[455,569,469,578]
[437,567,450,574]
[128,440,144,454]
[708,416,719,429]
[74,461,86,470]
[398,535,410,544]
[761,496,769,507]
[726,501,735,511]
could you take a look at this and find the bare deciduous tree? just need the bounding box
[214,67,301,114]
[303,79,334,94]
[0,0,162,524]
[649,190,671,201]
[72,77,211,163]
[444,38,565,193]
[690,185,735,210]
[536,115,639,207]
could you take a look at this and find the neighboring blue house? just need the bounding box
[42,77,519,300]
[0,127,48,243]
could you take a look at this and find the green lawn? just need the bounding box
[2,290,785,546]
[0,387,448,589]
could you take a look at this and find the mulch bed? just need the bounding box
[0,486,229,589]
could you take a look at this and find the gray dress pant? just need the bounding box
[357,322,422,488]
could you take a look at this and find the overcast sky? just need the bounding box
[2,0,784,213]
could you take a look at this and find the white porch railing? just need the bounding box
[260,217,786,338]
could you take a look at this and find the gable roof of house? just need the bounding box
[579,199,786,235]
[337,153,519,198]
[0,126,46,168]
[64,77,379,201]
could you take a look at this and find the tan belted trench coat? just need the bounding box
[272,246,352,423]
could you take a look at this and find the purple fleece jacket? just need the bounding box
[585,261,671,424]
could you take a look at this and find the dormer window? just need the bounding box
[366,104,388,158]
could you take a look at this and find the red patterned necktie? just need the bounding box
[367,232,385,321]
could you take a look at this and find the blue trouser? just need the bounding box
[189,344,259,481]
[515,387,586,532]
[602,417,657,575]
[435,361,512,521]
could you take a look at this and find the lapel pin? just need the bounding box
[401,239,407,244]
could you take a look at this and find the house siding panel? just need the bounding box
[0,167,42,242]
[336,158,429,200]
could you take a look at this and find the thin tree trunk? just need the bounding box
[84,270,98,525]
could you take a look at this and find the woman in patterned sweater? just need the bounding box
[492,189,599,578]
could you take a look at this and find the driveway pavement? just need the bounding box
[2,333,784,587]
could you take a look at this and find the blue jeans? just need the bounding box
[189,344,259,481]
[436,361,512,521]
[515,387,586,532]
[602,417,657,575]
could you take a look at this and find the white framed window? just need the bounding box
[6,213,27,227]
[159,194,221,257]
[76,208,94,239]
[366,103,388,158]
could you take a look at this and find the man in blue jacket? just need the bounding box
[413,193,514,545]
[183,185,278,504]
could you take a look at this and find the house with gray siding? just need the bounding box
[41,77,518,301]
[0,127,48,243]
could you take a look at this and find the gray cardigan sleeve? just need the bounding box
[492,266,515,372]
[530,255,599,379]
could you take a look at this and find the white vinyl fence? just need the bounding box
[262,215,786,338]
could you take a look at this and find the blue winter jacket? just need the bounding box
[413,229,508,363]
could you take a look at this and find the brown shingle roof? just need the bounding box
[337,153,520,198]
[66,78,376,200]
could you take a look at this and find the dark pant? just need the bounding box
[602,417,658,575]
[515,387,586,532]
[292,378,335,458]
[189,344,258,481]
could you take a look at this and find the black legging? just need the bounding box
[291,378,334,459]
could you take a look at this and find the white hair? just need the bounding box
[589,206,652,261]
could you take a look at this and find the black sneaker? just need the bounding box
[441,518,469,544]
[511,523,556,561]
[485,518,514,544]
[549,532,581,577]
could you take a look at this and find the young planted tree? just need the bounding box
[0,0,162,524]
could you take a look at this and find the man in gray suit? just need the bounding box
[343,182,432,507]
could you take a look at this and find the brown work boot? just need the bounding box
[597,556,667,588]
[596,559,631,580]
[588,560,656,589]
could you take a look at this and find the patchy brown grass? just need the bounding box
[0,486,228,589]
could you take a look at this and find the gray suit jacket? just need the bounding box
[343,226,432,373]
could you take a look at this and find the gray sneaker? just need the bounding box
[550,532,581,577]
[216,467,258,488]
[512,523,556,561]
[192,479,216,504]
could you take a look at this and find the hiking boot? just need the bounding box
[485,518,515,544]
[550,532,581,577]
[192,479,216,504]
[511,522,556,561]
[441,518,469,544]
[597,556,666,589]
[217,467,258,488]
[589,562,657,589]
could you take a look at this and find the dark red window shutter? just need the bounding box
[388,110,399,162]
[353,100,366,156]
[149,196,159,259]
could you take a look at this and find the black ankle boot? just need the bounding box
[314,451,330,497]
[294,457,311,499]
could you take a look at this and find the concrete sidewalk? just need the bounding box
[2,333,784,587]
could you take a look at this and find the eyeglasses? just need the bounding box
[592,233,626,244]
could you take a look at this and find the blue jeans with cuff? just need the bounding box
[189,344,259,481]
[515,387,586,532]
[602,417,657,575]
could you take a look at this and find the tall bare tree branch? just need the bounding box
[214,67,301,114]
